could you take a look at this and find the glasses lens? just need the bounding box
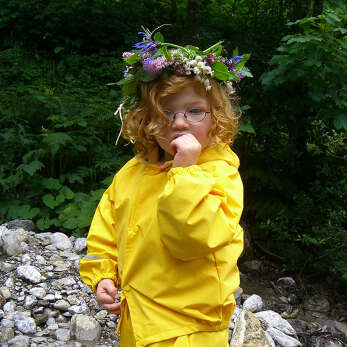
[186,109,206,123]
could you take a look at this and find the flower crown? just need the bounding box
[114,25,252,144]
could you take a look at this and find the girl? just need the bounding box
[80,27,251,347]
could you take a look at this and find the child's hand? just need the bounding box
[96,278,121,314]
[171,134,201,168]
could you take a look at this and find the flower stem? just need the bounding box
[203,41,224,54]
[161,43,190,54]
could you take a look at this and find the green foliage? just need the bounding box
[260,8,347,130]
[0,46,132,235]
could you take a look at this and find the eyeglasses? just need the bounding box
[163,109,211,124]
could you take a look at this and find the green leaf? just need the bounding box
[42,132,72,157]
[212,62,229,81]
[61,186,74,199]
[235,54,251,71]
[232,48,239,57]
[37,216,54,230]
[154,32,164,43]
[162,46,172,61]
[54,47,64,54]
[42,178,62,190]
[239,122,256,134]
[333,114,347,130]
[124,53,140,64]
[21,160,44,176]
[42,194,56,209]
[135,68,156,83]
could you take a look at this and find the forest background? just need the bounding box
[0,0,346,282]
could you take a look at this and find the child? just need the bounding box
[79,27,251,347]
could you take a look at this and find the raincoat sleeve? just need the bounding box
[158,161,243,261]
[79,176,119,293]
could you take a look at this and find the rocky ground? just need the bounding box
[0,220,346,347]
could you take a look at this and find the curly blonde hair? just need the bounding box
[122,74,240,158]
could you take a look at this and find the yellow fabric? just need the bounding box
[120,302,229,347]
[79,142,244,347]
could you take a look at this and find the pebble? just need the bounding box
[0,220,343,346]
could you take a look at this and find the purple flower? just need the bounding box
[204,53,216,65]
[143,56,171,76]
[133,31,158,55]
[122,52,134,58]
[123,64,135,77]
[235,71,245,83]
[227,55,243,71]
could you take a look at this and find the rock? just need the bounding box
[0,326,14,343]
[54,300,71,311]
[13,312,37,334]
[255,310,297,336]
[0,228,28,256]
[16,265,42,283]
[0,286,12,299]
[49,232,73,250]
[241,260,262,272]
[29,287,46,299]
[74,238,87,253]
[243,294,264,313]
[267,327,302,346]
[56,328,71,341]
[264,330,276,347]
[70,314,101,342]
[234,287,243,306]
[277,277,296,288]
[6,219,35,232]
[307,295,330,313]
[230,310,271,347]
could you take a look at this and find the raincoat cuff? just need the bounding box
[79,258,119,293]
[168,165,206,178]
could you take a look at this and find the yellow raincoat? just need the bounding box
[79,142,244,347]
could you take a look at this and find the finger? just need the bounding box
[98,294,117,305]
[103,283,119,299]
[103,302,121,314]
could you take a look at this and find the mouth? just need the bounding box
[172,133,185,140]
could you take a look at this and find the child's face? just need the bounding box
[154,85,213,160]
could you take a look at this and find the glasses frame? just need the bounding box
[164,110,211,124]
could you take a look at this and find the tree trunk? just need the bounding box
[185,0,202,43]
[171,0,177,24]
[312,0,324,16]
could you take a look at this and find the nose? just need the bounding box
[170,112,189,129]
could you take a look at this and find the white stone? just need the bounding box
[3,301,16,313]
[8,334,30,345]
[24,295,37,309]
[1,318,14,328]
[14,314,37,334]
[0,286,12,299]
[256,310,297,336]
[0,228,28,256]
[70,314,101,342]
[54,300,70,311]
[267,327,302,347]
[74,238,87,253]
[56,328,71,341]
[21,253,31,263]
[49,232,72,250]
[243,294,264,312]
[35,255,46,265]
[265,331,276,347]
[29,287,46,299]
[68,304,88,314]
[43,294,55,301]
[4,277,14,288]
[16,265,42,283]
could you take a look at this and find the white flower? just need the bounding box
[185,70,192,75]
[189,60,197,67]
[206,85,212,91]
[225,81,235,94]
[195,55,202,62]
[202,66,212,75]
[193,67,200,75]
[203,78,210,86]
[197,61,204,68]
